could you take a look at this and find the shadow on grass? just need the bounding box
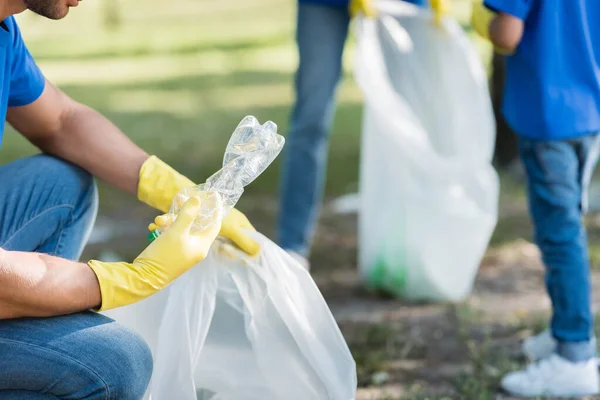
[28,34,293,62]
[60,69,293,96]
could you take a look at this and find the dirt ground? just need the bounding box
[82,184,600,400]
[313,197,600,400]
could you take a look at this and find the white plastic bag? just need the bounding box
[354,1,499,301]
[103,116,357,399]
[150,234,357,400]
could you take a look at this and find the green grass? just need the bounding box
[3,0,487,213]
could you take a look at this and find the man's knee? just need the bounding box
[32,154,97,210]
[0,313,153,400]
[58,322,153,399]
[96,322,153,399]
[0,155,98,255]
[5,154,98,219]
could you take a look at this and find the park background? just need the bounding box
[4,0,600,398]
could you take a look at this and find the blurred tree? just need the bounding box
[102,0,122,31]
[491,52,518,168]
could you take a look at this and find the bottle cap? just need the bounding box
[148,230,160,243]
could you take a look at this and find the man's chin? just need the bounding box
[28,6,69,20]
[48,8,70,20]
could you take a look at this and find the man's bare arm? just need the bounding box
[0,248,101,319]
[6,80,149,196]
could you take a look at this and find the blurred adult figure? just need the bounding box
[277,0,444,268]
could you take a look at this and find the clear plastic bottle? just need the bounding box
[149,116,285,241]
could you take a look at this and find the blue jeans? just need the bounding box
[519,134,600,362]
[0,155,153,399]
[277,3,350,256]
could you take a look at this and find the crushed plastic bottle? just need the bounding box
[149,116,284,240]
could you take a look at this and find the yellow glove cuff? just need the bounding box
[430,0,449,25]
[137,155,195,213]
[88,260,153,311]
[349,0,376,18]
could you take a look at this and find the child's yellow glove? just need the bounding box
[471,1,513,55]
[88,196,222,311]
[137,155,260,255]
[349,0,376,18]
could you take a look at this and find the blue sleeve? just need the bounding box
[7,17,45,107]
[484,0,534,20]
[404,0,427,6]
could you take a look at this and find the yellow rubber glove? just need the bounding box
[430,0,449,25]
[138,155,193,214]
[88,196,222,311]
[138,155,260,255]
[149,207,259,256]
[349,0,375,18]
[471,1,512,55]
[350,0,448,24]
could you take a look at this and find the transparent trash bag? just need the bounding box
[354,2,499,301]
[102,116,357,399]
[104,237,357,400]
[150,235,357,400]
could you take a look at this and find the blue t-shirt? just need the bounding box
[0,17,46,146]
[485,0,600,140]
[299,0,426,8]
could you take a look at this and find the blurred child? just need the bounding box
[472,0,600,396]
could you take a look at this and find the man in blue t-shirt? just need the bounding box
[0,1,261,398]
[276,0,443,269]
[473,0,600,396]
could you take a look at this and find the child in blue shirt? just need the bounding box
[473,0,600,397]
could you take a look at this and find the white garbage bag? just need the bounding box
[103,116,357,399]
[150,235,357,400]
[354,1,499,301]
[105,238,357,400]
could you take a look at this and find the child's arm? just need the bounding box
[489,13,524,52]
[471,1,530,54]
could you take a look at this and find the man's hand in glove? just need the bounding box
[137,155,260,256]
[149,206,259,256]
[88,196,222,311]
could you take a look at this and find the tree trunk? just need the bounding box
[491,53,518,168]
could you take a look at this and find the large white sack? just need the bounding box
[355,1,499,301]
